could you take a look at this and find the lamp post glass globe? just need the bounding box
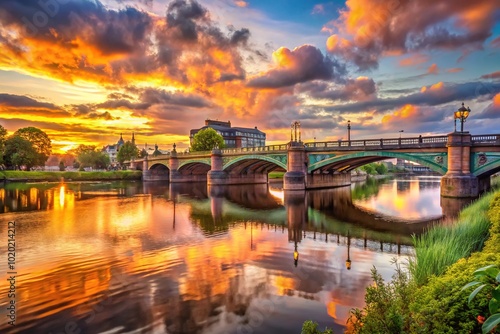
[455,102,471,133]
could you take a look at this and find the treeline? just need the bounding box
[0,124,145,171]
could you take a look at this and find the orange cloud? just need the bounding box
[234,0,249,7]
[494,93,500,107]
[447,68,464,73]
[427,64,439,74]
[325,0,499,69]
[398,54,430,67]
[382,104,419,124]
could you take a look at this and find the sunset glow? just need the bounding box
[0,0,498,153]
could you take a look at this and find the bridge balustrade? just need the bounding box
[221,144,288,154]
[472,134,500,145]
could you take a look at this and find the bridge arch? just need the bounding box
[309,151,447,175]
[178,161,211,175]
[223,155,287,174]
[149,162,169,171]
[474,160,500,178]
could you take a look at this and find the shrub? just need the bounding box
[301,320,334,334]
[346,260,414,334]
[408,193,500,334]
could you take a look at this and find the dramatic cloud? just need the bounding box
[332,81,500,113]
[96,99,151,110]
[0,93,60,110]
[246,45,339,88]
[477,93,500,119]
[138,88,212,108]
[298,76,377,102]
[325,0,500,69]
[0,0,249,87]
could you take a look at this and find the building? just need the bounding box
[190,120,266,148]
[103,133,135,165]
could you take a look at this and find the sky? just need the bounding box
[0,0,499,153]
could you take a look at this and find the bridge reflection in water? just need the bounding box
[0,179,467,334]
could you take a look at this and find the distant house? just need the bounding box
[190,120,266,148]
[103,133,135,165]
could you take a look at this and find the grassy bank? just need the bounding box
[268,171,285,179]
[409,192,494,285]
[0,170,142,182]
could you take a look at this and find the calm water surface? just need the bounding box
[0,177,443,334]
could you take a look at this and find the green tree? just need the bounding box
[77,147,110,169]
[191,128,225,152]
[117,141,139,164]
[139,148,148,158]
[14,127,52,166]
[0,124,7,164]
[375,163,388,175]
[4,135,38,170]
[301,320,334,334]
[361,164,376,175]
[59,160,65,171]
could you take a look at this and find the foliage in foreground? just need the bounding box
[408,192,494,286]
[345,260,413,334]
[301,320,334,334]
[346,190,500,334]
[462,264,500,334]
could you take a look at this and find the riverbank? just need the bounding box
[0,170,142,182]
[345,182,500,333]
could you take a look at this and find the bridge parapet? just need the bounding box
[471,134,500,146]
[221,144,288,154]
[306,135,448,150]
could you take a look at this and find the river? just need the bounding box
[0,176,444,333]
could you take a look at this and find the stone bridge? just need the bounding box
[128,132,500,198]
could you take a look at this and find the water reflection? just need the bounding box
[0,178,453,333]
[352,176,443,219]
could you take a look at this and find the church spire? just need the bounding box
[132,132,135,145]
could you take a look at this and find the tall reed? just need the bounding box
[408,191,494,286]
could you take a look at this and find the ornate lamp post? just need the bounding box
[347,120,351,142]
[454,102,471,133]
[290,121,301,142]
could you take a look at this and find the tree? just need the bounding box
[14,127,52,166]
[375,163,388,175]
[4,135,38,170]
[139,148,148,158]
[76,146,110,169]
[191,128,225,152]
[117,141,139,164]
[59,160,65,171]
[78,150,110,169]
[0,124,7,164]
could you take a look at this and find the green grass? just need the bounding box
[268,171,285,179]
[408,191,495,286]
[0,170,142,182]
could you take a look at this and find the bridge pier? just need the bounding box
[440,132,478,198]
[306,172,351,189]
[207,149,228,186]
[283,142,307,190]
